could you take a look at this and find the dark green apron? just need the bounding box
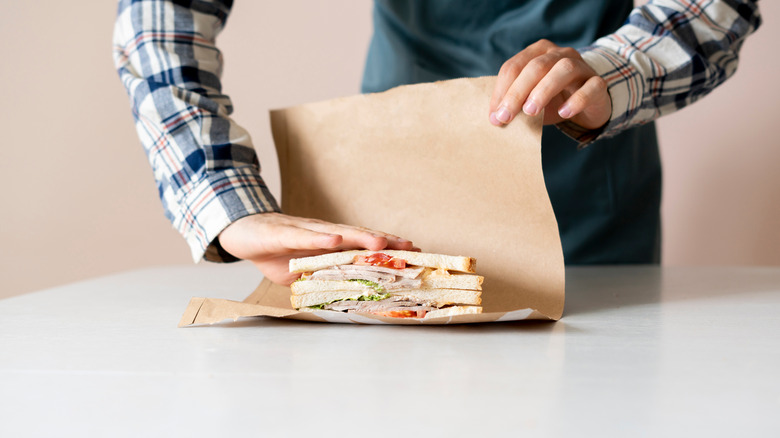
[363,0,661,264]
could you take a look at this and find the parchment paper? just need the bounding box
[179,76,564,326]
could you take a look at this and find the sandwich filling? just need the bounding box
[321,296,440,318]
[301,264,425,290]
[292,251,482,318]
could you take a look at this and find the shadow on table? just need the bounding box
[563,265,780,316]
[562,266,663,317]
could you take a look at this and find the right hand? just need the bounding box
[217,213,416,286]
[488,39,611,131]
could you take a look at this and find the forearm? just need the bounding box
[112,0,280,262]
[568,0,761,143]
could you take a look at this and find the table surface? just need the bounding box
[1,264,778,437]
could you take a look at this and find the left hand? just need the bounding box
[218,212,416,286]
[489,39,612,131]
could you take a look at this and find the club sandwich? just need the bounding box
[289,250,483,319]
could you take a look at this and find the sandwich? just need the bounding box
[289,250,483,319]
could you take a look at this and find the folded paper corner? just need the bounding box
[178,297,207,327]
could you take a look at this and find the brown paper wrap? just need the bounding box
[179,76,564,327]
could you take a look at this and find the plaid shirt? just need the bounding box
[563,0,762,143]
[113,0,761,263]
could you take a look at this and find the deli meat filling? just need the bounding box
[305,264,426,290]
[324,296,439,318]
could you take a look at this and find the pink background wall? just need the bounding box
[1,1,777,299]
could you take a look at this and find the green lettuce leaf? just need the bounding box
[347,279,385,293]
[307,292,391,310]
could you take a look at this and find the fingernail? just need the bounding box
[495,106,511,123]
[397,238,411,243]
[489,112,501,126]
[523,100,538,116]
[558,104,572,119]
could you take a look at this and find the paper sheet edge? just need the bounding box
[178,298,558,327]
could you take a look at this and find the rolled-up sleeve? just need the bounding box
[113,0,281,262]
[560,0,762,145]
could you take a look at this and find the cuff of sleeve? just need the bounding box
[172,166,281,263]
[557,46,643,147]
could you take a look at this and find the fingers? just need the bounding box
[489,39,553,113]
[348,228,414,251]
[295,218,414,251]
[256,261,311,286]
[489,41,610,130]
[272,224,387,253]
[557,75,610,123]
[523,57,580,117]
[492,52,566,125]
[218,213,416,269]
[267,224,345,252]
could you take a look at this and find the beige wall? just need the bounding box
[656,0,780,265]
[1,1,777,299]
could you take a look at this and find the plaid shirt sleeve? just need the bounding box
[112,0,281,263]
[559,0,762,145]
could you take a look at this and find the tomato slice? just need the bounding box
[372,309,426,318]
[353,253,407,269]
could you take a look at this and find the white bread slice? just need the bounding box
[423,305,482,319]
[292,273,483,295]
[291,288,481,309]
[421,269,483,290]
[388,289,481,306]
[289,250,476,273]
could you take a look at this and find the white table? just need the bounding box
[1,265,778,437]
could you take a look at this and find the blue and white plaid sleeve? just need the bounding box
[560,0,762,145]
[112,0,281,263]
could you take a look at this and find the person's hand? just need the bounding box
[489,39,611,131]
[218,213,416,286]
